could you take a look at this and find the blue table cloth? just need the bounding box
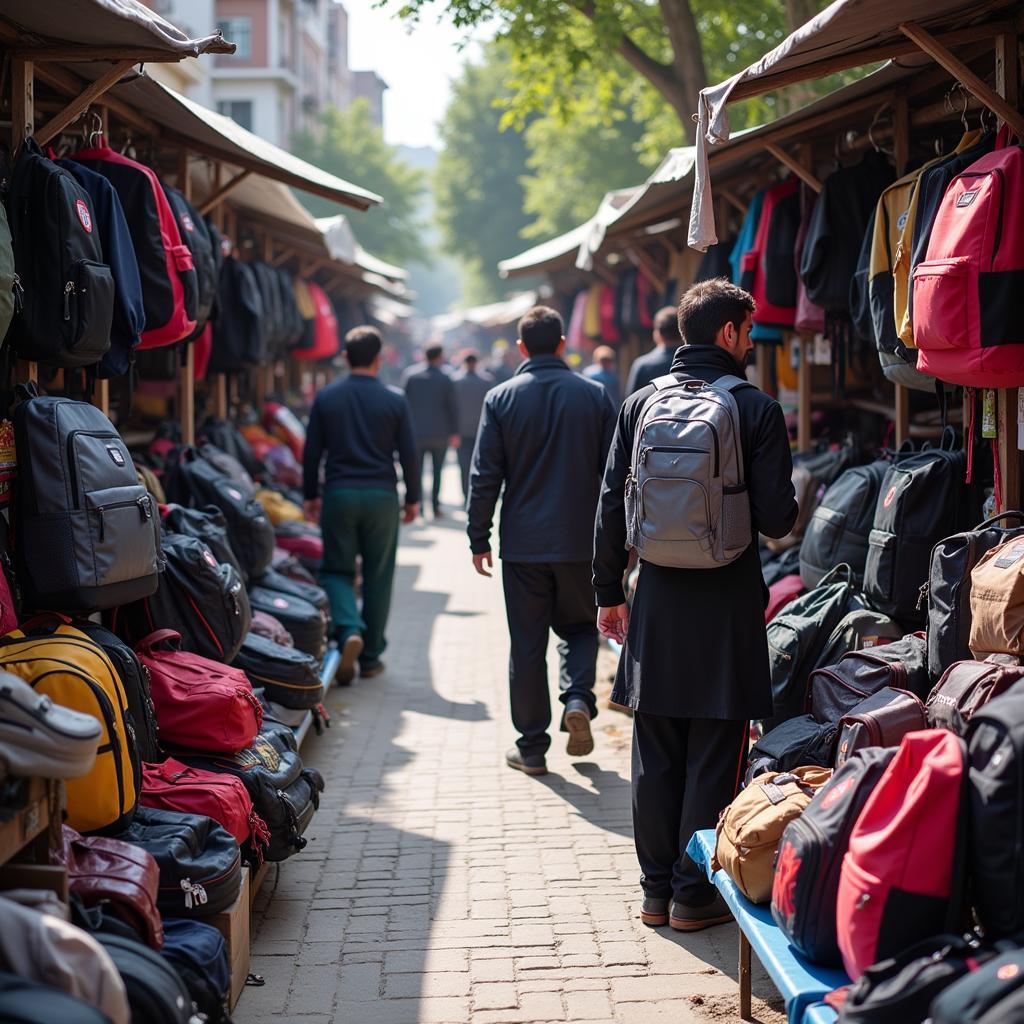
[686,829,847,1024]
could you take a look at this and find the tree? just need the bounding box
[293,100,427,266]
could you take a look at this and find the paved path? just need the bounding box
[240,469,784,1024]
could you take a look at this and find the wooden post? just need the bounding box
[11,60,36,385]
[739,931,752,1021]
[797,333,812,452]
[214,375,228,420]
[895,386,911,447]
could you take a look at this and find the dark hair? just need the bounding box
[344,326,382,368]
[653,305,681,342]
[424,343,444,362]
[517,305,563,355]
[677,278,755,346]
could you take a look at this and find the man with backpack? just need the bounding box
[303,326,421,683]
[593,278,798,931]
[468,306,616,776]
[625,306,681,396]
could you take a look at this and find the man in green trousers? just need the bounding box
[303,327,421,683]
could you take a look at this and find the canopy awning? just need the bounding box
[316,216,407,281]
[689,0,1019,248]
[432,292,538,333]
[0,0,234,58]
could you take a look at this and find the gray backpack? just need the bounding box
[626,373,751,569]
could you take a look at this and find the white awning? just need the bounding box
[316,216,407,281]
[432,292,538,332]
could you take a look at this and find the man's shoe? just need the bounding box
[506,748,547,776]
[337,634,364,686]
[669,893,733,932]
[564,700,594,757]
[433,504,443,519]
[360,660,386,679]
[640,896,669,928]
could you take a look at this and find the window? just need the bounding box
[217,16,251,59]
[217,100,253,133]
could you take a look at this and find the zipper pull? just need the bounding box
[11,274,23,314]
[63,281,73,321]
[640,447,650,466]
[137,495,151,521]
[97,506,105,542]
[916,582,929,611]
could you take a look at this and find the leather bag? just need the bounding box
[835,687,928,767]
[969,535,1024,656]
[927,657,1024,735]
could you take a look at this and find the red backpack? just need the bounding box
[914,133,1024,386]
[836,729,968,978]
[134,630,261,754]
[140,757,269,858]
[293,282,338,361]
[742,177,799,329]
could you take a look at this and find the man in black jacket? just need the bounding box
[625,306,681,396]
[468,306,616,776]
[593,279,797,932]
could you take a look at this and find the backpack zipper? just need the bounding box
[92,495,152,542]
[639,445,706,466]
[11,274,23,314]
[62,281,73,321]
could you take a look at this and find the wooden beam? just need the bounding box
[719,188,748,216]
[11,59,36,386]
[626,247,666,295]
[197,169,252,216]
[13,45,233,62]
[899,22,1024,139]
[213,374,228,419]
[765,143,822,192]
[180,345,195,445]
[270,248,296,268]
[31,62,155,136]
[92,378,109,417]
[35,59,135,148]
[894,384,910,447]
[797,334,812,452]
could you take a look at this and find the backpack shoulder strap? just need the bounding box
[715,373,754,393]
[651,373,680,391]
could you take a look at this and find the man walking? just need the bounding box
[402,344,460,518]
[593,279,797,932]
[583,345,621,407]
[304,326,420,683]
[625,306,681,395]
[468,306,616,776]
[452,349,493,503]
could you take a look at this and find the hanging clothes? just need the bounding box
[730,190,783,345]
[566,290,588,350]
[583,283,603,339]
[599,284,621,344]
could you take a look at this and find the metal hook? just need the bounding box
[87,110,104,148]
[867,102,892,154]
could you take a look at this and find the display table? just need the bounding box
[686,830,844,1024]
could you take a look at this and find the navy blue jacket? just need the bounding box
[626,345,676,396]
[401,363,458,443]
[303,374,421,505]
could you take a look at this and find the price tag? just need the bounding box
[983,390,997,439]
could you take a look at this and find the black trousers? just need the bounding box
[457,437,475,504]
[417,444,447,509]
[632,713,748,904]
[501,561,599,757]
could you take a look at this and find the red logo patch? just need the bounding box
[202,549,217,568]
[272,597,288,610]
[227,488,242,501]
[181,213,195,232]
[821,776,856,810]
[75,199,93,233]
[772,841,802,924]
[883,485,898,509]
[998,963,1020,981]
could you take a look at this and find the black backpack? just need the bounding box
[746,714,837,783]
[198,417,263,480]
[0,972,110,1024]
[13,391,163,612]
[811,608,904,672]
[6,138,114,368]
[763,187,801,308]
[210,257,263,372]
[160,918,232,1024]
[93,932,193,1024]
[233,632,323,709]
[252,261,285,353]
[163,185,216,336]
[764,565,870,732]
[927,511,1024,679]
[247,585,326,660]
[864,432,968,627]
[112,531,251,663]
[967,688,1024,937]
[930,948,1024,1024]
[276,267,304,347]
[161,503,243,580]
[772,746,896,965]
[252,567,329,613]
[799,461,890,589]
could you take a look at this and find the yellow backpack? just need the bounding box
[0,622,138,833]
[256,488,304,525]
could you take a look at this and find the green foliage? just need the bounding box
[293,100,427,266]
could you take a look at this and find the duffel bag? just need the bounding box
[232,632,322,710]
[250,609,293,647]
[0,971,112,1024]
[747,714,837,783]
[713,766,832,903]
[835,687,927,767]
[118,805,242,918]
[969,535,1024,656]
[181,735,324,863]
[772,747,896,966]
[135,630,261,754]
[248,586,325,659]
[930,948,1024,1024]
[160,919,231,1024]
[140,758,269,864]
[927,511,1024,678]
[92,932,193,1024]
[809,633,930,724]
[161,503,243,580]
[251,566,329,612]
[113,532,251,663]
[927,657,1024,735]
[273,521,323,571]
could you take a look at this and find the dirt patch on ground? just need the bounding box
[688,991,787,1023]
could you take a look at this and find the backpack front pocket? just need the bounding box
[912,256,979,353]
[639,477,710,542]
[68,258,114,363]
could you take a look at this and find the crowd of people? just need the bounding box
[302,278,797,935]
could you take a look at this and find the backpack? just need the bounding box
[626,372,751,569]
[160,503,243,580]
[232,633,323,710]
[809,633,930,724]
[92,932,193,1024]
[256,487,304,525]
[835,687,928,767]
[772,747,896,966]
[292,281,339,361]
[273,521,323,570]
[251,566,328,613]
[247,586,326,660]
[763,463,819,554]
[811,608,904,672]
[930,948,1024,1024]
[927,657,1024,735]
[13,391,163,612]
[250,609,294,647]
[764,565,870,732]
[159,919,231,1024]
[0,972,111,1024]
[162,184,216,336]
[5,139,114,368]
[0,621,139,834]
[864,433,967,626]
[836,730,968,978]
[112,532,251,664]
[741,177,799,328]
[210,258,263,372]
[746,714,838,782]
[799,461,890,589]
[914,134,1024,387]
[927,511,1024,677]
[968,534,1024,657]
[135,629,262,754]
[72,146,196,348]
[712,766,832,903]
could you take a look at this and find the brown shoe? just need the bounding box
[506,748,547,776]
[337,634,364,686]
[669,893,733,932]
[564,700,594,757]
[360,659,385,679]
[640,896,669,927]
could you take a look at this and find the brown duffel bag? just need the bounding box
[926,656,1024,735]
[970,538,1024,656]
[712,765,832,904]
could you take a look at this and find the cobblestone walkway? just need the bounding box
[240,470,784,1024]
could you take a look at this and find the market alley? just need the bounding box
[239,469,783,1024]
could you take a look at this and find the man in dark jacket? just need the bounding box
[401,344,459,518]
[452,350,494,502]
[593,278,797,932]
[625,305,681,396]
[469,306,616,776]
[304,327,421,683]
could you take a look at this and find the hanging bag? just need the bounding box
[968,534,1024,656]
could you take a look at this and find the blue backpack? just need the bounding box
[161,918,232,1023]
